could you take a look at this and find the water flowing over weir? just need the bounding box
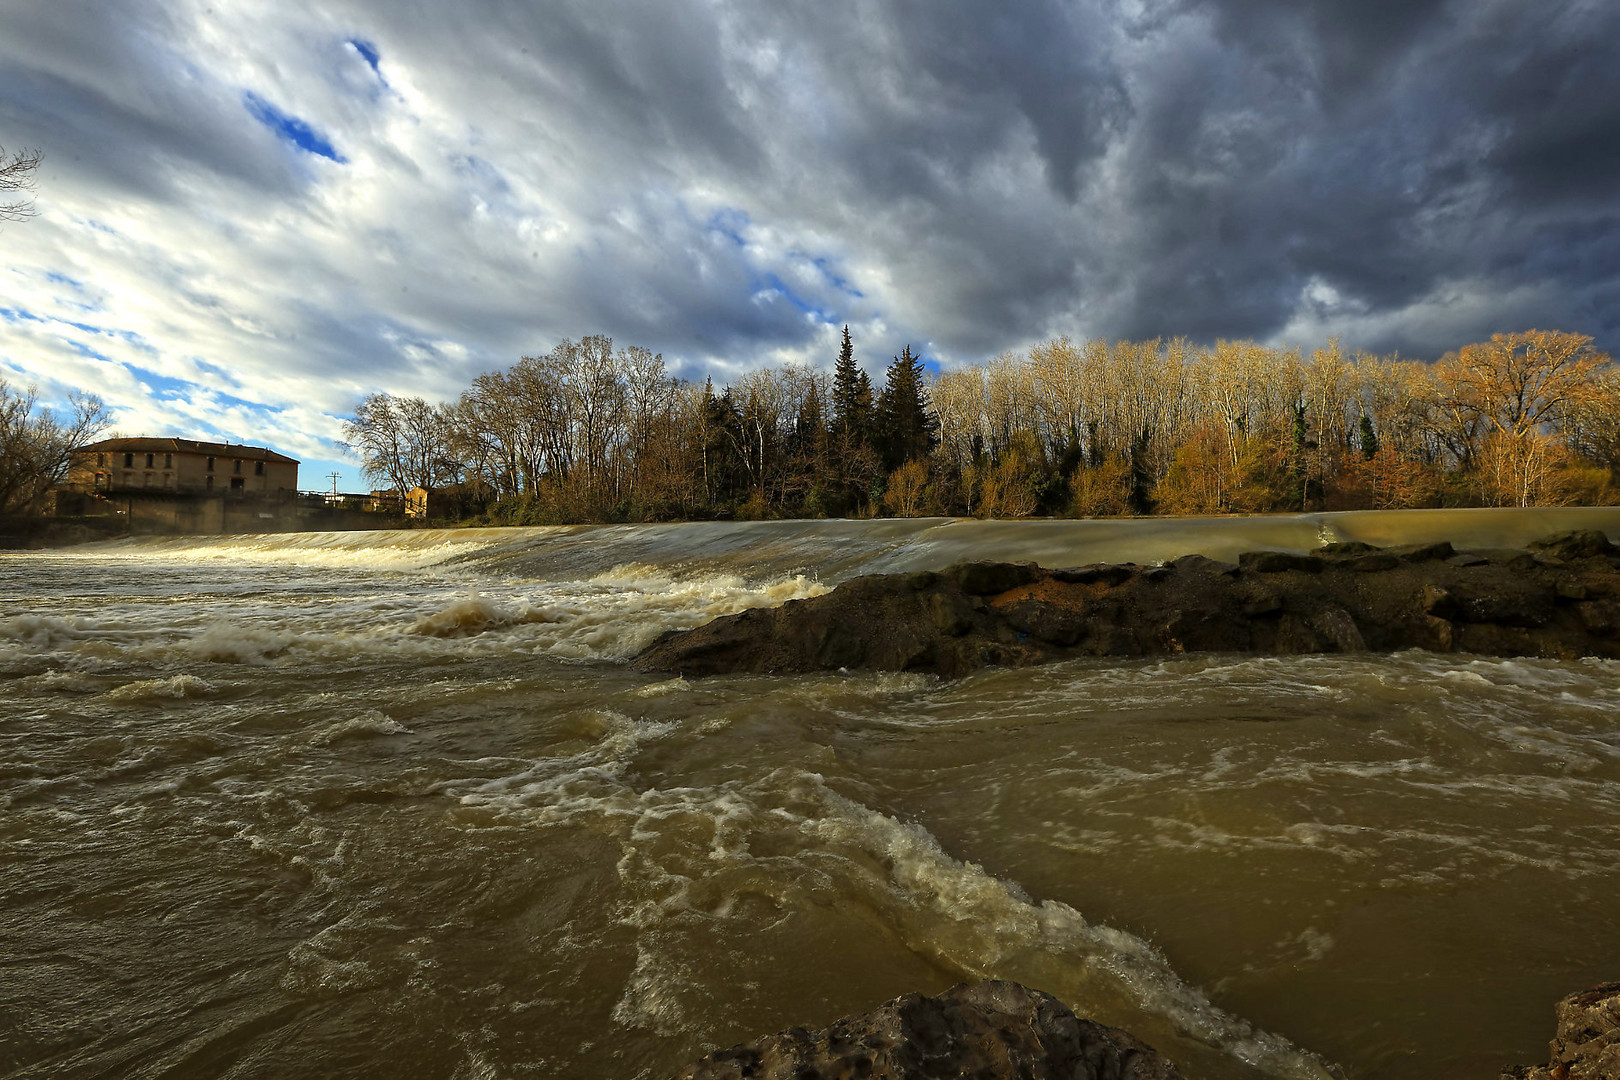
[3,508,1620,1080]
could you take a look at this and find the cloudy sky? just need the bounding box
[3,0,1617,489]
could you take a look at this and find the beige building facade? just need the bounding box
[71,437,299,496]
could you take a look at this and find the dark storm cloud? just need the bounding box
[3,0,1619,471]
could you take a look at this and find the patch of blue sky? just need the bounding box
[348,38,381,76]
[125,365,199,401]
[192,359,240,385]
[45,271,86,291]
[454,154,512,196]
[753,272,831,321]
[57,320,157,354]
[63,339,114,364]
[243,92,347,163]
[0,307,44,323]
[802,254,865,299]
[706,207,752,247]
[125,365,273,415]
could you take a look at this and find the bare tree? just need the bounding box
[0,379,110,517]
[342,392,457,497]
[1,146,43,225]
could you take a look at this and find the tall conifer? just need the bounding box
[875,345,939,471]
[831,325,872,442]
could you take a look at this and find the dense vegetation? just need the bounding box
[342,328,1620,523]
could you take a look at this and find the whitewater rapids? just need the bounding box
[3,508,1620,1080]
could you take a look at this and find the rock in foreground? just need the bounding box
[1503,981,1620,1080]
[635,530,1620,678]
[670,980,1182,1080]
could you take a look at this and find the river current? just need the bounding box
[4,510,1620,1080]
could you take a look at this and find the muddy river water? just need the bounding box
[4,509,1620,1079]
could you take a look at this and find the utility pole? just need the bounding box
[328,472,342,497]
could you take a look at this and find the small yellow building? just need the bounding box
[71,437,299,496]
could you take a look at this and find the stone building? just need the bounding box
[70,437,299,496]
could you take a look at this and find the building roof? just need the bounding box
[78,437,300,465]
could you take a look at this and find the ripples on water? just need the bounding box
[3,517,1619,1080]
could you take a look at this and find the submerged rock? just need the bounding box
[1503,981,1620,1080]
[635,530,1620,678]
[670,980,1182,1080]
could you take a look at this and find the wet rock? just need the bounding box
[1389,540,1456,563]
[1482,549,1541,572]
[1557,578,1590,601]
[1447,579,1556,627]
[1421,584,1455,616]
[670,980,1183,1080]
[634,531,1620,677]
[1239,551,1324,574]
[1578,599,1620,637]
[1171,553,1239,576]
[1055,564,1134,586]
[1307,605,1367,652]
[1529,529,1617,562]
[951,561,1040,595]
[1503,981,1620,1080]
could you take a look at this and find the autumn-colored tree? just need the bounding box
[882,459,930,517]
[1435,330,1611,504]
[1156,421,1232,515]
[1350,445,1436,509]
[1068,457,1131,517]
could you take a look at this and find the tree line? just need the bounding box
[342,327,1619,523]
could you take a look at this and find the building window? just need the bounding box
[234,459,242,474]
[146,453,154,468]
[123,471,133,484]
[164,453,172,468]
[144,471,154,486]
[206,456,215,472]
[97,453,106,466]
[95,472,105,487]
[230,476,245,491]
[255,461,264,476]
[206,475,214,491]
[124,453,134,468]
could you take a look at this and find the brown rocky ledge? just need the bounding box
[669,980,1182,1080]
[634,529,1620,677]
[1503,981,1620,1080]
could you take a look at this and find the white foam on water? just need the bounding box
[16,668,103,693]
[444,753,1339,1080]
[105,674,215,701]
[184,622,296,664]
[306,711,411,747]
[70,530,514,573]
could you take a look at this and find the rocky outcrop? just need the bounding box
[1503,982,1620,1080]
[670,980,1182,1080]
[635,530,1620,677]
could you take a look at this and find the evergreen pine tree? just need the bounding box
[1358,414,1379,460]
[831,325,872,443]
[875,345,939,471]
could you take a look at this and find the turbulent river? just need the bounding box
[4,509,1620,1080]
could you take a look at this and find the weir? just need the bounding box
[77,505,1620,584]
